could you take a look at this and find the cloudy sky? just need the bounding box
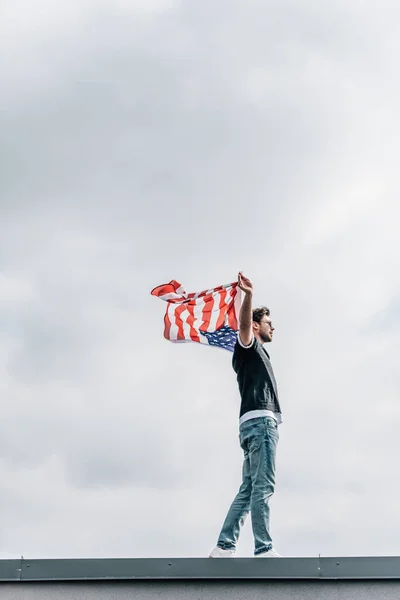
[1,0,400,559]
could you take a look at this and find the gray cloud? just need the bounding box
[0,0,399,559]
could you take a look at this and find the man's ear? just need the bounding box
[252,321,258,333]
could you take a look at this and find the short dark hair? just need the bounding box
[252,306,270,323]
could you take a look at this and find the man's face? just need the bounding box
[254,315,274,343]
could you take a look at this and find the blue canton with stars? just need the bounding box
[199,325,238,352]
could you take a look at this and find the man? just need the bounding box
[209,272,282,558]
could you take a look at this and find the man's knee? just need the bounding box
[238,481,252,498]
[252,484,274,503]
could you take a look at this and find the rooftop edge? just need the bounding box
[1,556,400,582]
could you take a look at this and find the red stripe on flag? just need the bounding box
[174,304,187,341]
[215,289,227,330]
[151,280,181,298]
[186,304,200,343]
[164,305,172,340]
[199,294,214,332]
[227,287,239,331]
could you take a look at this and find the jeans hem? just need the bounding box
[217,543,236,550]
[254,544,273,556]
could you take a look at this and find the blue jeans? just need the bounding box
[217,416,279,555]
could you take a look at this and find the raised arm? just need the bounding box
[237,272,253,347]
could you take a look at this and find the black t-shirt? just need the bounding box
[232,337,281,418]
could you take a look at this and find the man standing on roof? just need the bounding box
[210,272,282,558]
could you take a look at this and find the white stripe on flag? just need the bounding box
[167,302,179,341]
[159,292,184,302]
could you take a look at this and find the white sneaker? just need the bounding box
[256,548,281,558]
[209,546,236,558]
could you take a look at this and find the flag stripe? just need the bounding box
[174,304,188,341]
[214,288,227,331]
[164,304,172,340]
[200,294,215,332]
[186,303,201,343]
[167,302,179,341]
[228,287,240,331]
[207,291,222,333]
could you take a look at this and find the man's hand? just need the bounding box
[238,272,253,295]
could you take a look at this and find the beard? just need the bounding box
[260,332,272,343]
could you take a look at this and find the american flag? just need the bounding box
[151,280,242,352]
